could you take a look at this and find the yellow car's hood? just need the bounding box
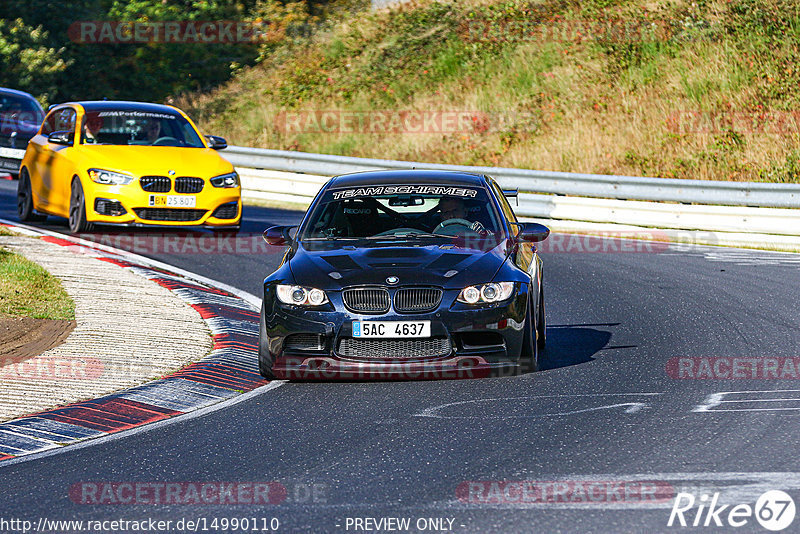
[73,145,234,178]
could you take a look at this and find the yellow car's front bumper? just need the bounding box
[83,181,241,227]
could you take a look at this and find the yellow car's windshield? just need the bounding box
[80,109,205,148]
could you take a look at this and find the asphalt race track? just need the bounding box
[2,178,800,532]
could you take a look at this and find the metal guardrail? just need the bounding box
[222,145,800,209]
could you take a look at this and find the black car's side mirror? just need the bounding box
[263,225,298,246]
[515,222,550,243]
[205,135,228,150]
[48,131,73,146]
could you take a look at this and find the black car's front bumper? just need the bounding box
[261,285,531,380]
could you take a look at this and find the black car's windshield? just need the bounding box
[80,109,205,147]
[300,185,504,241]
[0,94,44,143]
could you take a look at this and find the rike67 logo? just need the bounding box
[668,490,796,531]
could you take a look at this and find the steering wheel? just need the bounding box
[374,227,421,236]
[433,218,473,234]
[152,136,180,146]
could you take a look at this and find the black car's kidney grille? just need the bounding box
[175,176,204,194]
[342,288,390,314]
[338,337,451,359]
[394,287,442,313]
[134,208,207,222]
[140,176,171,193]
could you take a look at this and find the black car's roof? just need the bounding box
[0,87,40,101]
[71,101,179,114]
[327,170,488,188]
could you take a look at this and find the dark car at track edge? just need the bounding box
[0,88,45,179]
[259,170,549,380]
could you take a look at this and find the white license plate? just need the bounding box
[149,195,196,208]
[353,320,431,338]
[0,147,25,159]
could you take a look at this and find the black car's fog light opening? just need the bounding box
[94,198,127,216]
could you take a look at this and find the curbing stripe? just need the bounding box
[3,417,104,440]
[0,221,269,461]
[0,430,60,452]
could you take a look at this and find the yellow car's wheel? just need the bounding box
[17,168,46,222]
[68,178,94,234]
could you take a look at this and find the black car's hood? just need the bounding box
[288,239,511,290]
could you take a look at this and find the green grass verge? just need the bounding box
[0,247,75,320]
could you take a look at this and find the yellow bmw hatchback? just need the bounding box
[17,101,241,233]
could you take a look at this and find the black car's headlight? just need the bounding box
[210,171,239,188]
[457,282,515,304]
[88,168,134,185]
[277,285,329,306]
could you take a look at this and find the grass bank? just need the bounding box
[0,244,75,320]
[181,0,800,182]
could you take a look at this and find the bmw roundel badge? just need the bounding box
[386,276,399,285]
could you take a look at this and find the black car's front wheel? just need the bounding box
[258,302,276,380]
[537,279,546,350]
[68,177,93,234]
[520,288,539,373]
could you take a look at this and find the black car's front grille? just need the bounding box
[394,287,442,313]
[284,333,326,351]
[134,208,207,222]
[212,202,239,220]
[338,337,451,360]
[175,176,204,194]
[140,176,171,193]
[342,288,390,314]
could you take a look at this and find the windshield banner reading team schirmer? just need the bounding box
[331,185,478,199]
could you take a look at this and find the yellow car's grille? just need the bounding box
[140,176,171,193]
[134,208,207,222]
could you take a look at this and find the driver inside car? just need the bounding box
[145,119,162,144]
[82,115,103,144]
[434,196,491,235]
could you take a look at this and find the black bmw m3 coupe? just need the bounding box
[259,170,549,380]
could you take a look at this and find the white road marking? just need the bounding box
[695,390,800,413]
[414,393,661,419]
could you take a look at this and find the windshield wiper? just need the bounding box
[365,232,452,240]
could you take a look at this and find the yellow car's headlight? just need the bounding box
[210,171,239,188]
[88,168,134,185]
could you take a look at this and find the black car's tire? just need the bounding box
[258,302,276,380]
[17,169,46,222]
[537,281,546,350]
[68,178,93,234]
[520,290,538,373]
